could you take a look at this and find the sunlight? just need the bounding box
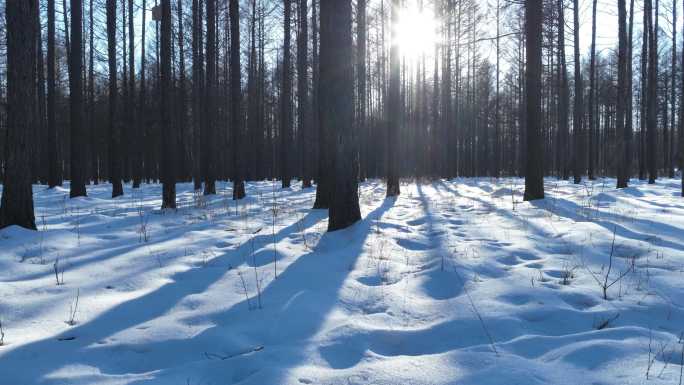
[394,4,438,60]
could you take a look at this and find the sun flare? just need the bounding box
[394,4,438,59]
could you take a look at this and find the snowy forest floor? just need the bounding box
[2,178,684,384]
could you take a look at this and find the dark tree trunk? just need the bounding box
[572,0,583,184]
[35,3,47,185]
[247,0,259,181]
[89,0,98,184]
[386,0,400,198]
[107,0,123,198]
[138,0,147,187]
[647,0,657,184]
[161,0,176,208]
[312,0,330,209]
[129,0,140,187]
[177,0,188,183]
[47,0,62,188]
[669,0,676,178]
[229,0,245,200]
[69,0,87,197]
[557,0,569,180]
[0,0,38,230]
[321,0,361,231]
[639,1,648,180]
[588,0,597,180]
[357,0,367,181]
[281,0,293,188]
[616,0,629,188]
[191,0,202,190]
[523,0,544,200]
[203,0,216,195]
[298,0,311,188]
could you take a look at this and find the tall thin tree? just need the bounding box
[230,0,246,199]
[321,0,361,230]
[386,0,400,197]
[281,0,293,188]
[0,0,38,230]
[69,0,87,197]
[161,0,176,208]
[107,0,123,198]
[523,0,544,200]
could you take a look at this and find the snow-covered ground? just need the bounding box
[1,178,684,384]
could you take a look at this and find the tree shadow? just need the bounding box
[0,193,396,384]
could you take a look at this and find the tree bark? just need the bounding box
[523,0,544,200]
[107,0,123,198]
[616,0,629,188]
[161,0,176,208]
[298,0,311,188]
[386,0,400,197]
[572,0,583,184]
[321,0,361,231]
[0,0,38,230]
[229,0,245,199]
[281,0,293,188]
[47,0,62,188]
[69,0,87,197]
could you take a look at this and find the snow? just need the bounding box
[1,178,684,384]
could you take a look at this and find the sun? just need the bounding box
[394,4,438,60]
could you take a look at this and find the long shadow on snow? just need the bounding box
[530,197,684,253]
[3,194,324,285]
[0,197,394,384]
[0,206,329,383]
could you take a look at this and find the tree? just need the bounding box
[191,0,202,190]
[281,0,293,188]
[298,0,311,188]
[646,0,657,184]
[203,0,216,195]
[160,0,176,208]
[321,0,361,231]
[386,0,401,198]
[357,0,367,180]
[616,0,629,188]
[0,0,38,230]
[587,0,597,180]
[557,0,570,180]
[47,0,61,188]
[523,0,544,200]
[572,0,583,184]
[230,0,246,200]
[107,0,123,198]
[312,0,330,209]
[69,0,87,197]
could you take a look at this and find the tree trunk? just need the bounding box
[161,0,176,208]
[386,0,400,197]
[281,0,293,188]
[203,0,216,195]
[321,0,361,231]
[138,0,147,186]
[523,0,544,200]
[69,0,87,197]
[572,0,583,184]
[298,0,311,188]
[647,0,657,184]
[557,0,570,180]
[229,0,245,199]
[616,0,629,188]
[0,0,38,230]
[47,0,62,188]
[312,0,330,209]
[588,0,597,180]
[107,0,123,198]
